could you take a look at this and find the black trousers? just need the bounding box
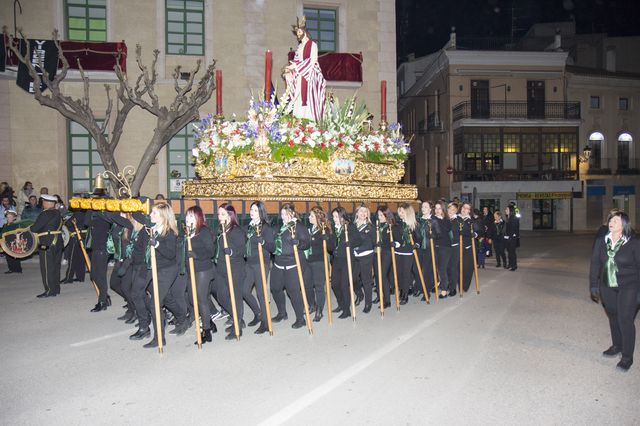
[38,241,62,295]
[130,264,150,329]
[186,268,215,330]
[90,249,109,303]
[373,251,393,305]
[461,246,475,292]
[110,260,131,306]
[395,253,414,295]
[308,260,328,314]
[331,258,357,315]
[216,260,246,325]
[600,285,638,359]
[446,244,461,293]
[271,263,307,322]
[419,249,436,293]
[145,265,185,337]
[493,240,506,266]
[63,239,85,282]
[435,245,451,293]
[240,262,262,319]
[354,254,374,307]
[506,238,518,268]
[6,255,22,272]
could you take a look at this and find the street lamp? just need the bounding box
[578,144,592,163]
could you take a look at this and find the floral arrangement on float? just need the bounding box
[191,94,409,183]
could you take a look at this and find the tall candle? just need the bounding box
[265,50,272,101]
[215,70,222,115]
[381,80,387,122]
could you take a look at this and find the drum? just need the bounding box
[61,225,71,247]
[0,227,39,258]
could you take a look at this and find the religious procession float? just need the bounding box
[182,16,417,206]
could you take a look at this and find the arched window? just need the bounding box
[617,132,632,171]
[588,131,604,169]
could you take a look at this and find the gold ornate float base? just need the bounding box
[182,176,417,202]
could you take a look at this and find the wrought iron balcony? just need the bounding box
[587,157,640,175]
[452,101,581,121]
[453,170,578,182]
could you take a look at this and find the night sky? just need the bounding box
[397,0,640,62]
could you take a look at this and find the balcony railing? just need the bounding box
[587,157,640,175]
[452,101,581,122]
[454,170,578,182]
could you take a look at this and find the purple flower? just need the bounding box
[389,122,399,131]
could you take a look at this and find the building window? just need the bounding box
[166,0,204,55]
[435,145,440,187]
[483,132,501,171]
[303,7,337,52]
[541,134,558,170]
[588,131,604,169]
[503,133,520,169]
[521,133,539,172]
[559,133,577,171]
[167,124,197,198]
[617,132,632,170]
[68,120,106,195]
[66,0,107,41]
[619,97,629,111]
[589,96,600,109]
[463,133,482,172]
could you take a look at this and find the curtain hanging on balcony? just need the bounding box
[287,51,362,82]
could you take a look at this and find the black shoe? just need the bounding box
[503,265,509,269]
[363,304,372,314]
[143,337,165,348]
[129,328,151,340]
[313,311,323,322]
[412,288,422,297]
[338,311,350,319]
[90,302,108,312]
[195,329,212,345]
[272,312,288,323]
[449,289,457,297]
[117,311,131,321]
[439,291,448,299]
[73,278,83,282]
[496,263,501,268]
[617,357,633,371]
[171,321,191,336]
[225,320,246,333]
[46,292,58,297]
[603,346,622,357]
[510,266,517,271]
[372,295,380,304]
[355,294,363,306]
[4,270,13,274]
[224,317,233,326]
[36,292,49,298]
[383,301,391,308]
[248,315,261,327]
[106,295,112,307]
[291,319,306,329]
[255,324,268,334]
[332,306,342,313]
[225,329,242,340]
[124,311,137,324]
[60,278,74,284]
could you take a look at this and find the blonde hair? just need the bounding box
[398,203,417,231]
[354,205,372,226]
[152,202,178,237]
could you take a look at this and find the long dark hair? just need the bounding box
[311,206,332,234]
[219,203,239,228]
[376,205,396,225]
[331,206,350,226]
[608,211,634,239]
[251,200,270,226]
[186,205,207,234]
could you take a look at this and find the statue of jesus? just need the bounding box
[282,16,326,123]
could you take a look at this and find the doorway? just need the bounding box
[532,199,554,229]
[471,80,489,118]
[527,80,545,119]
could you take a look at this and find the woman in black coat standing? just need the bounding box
[589,211,640,371]
[307,206,334,322]
[331,206,362,318]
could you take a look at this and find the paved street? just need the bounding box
[1,232,638,425]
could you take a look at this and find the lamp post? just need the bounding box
[572,144,592,233]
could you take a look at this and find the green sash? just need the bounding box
[274,221,296,256]
[604,235,626,288]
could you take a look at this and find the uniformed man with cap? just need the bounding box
[31,194,64,297]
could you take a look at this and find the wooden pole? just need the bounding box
[471,235,480,294]
[428,221,439,302]
[222,224,241,340]
[291,226,313,334]
[375,221,384,317]
[256,225,273,335]
[409,233,429,304]
[459,222,464,297]
[70,219,99,297]
[186,232,202,349]
[344,225,356,321]
[149,242,163,354]
[388,225,401,310]
[321,226,333,325]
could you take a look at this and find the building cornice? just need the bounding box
[445,50,568,67]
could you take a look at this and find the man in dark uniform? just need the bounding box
[505,204,520,271]
[31,194,64,298]
[61,208,86,283]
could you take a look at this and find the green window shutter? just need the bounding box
[303,7,337,52]
[68,120,107,195]
[66,0,107,42]
[167,123,198,198]
[166,0,204,56]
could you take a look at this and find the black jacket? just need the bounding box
[187,227,215,272]
[416,215,439,252]
[154,231,177,270]
[307,225,335,263]
[31,208,63,247]
[273,221,310,267]
[216,225,246,268]
[354,222,375,256]
[332,222,362,262]
[245,222,275,264]
[505,215,519,240]
[590,235,640,290]
[433,217,452,248]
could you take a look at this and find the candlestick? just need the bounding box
[381,80,387,123]
[265,50,272,102]
[215,70,223,116]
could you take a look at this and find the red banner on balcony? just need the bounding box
[4,37,127,73]
[287,51,362,82]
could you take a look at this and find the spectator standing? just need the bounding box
[16,181,35,216]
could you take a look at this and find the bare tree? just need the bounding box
[4,28,216,196]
